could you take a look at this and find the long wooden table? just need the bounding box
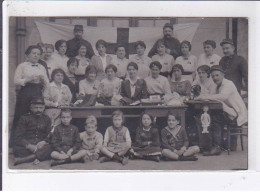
[69,105,188,128]
[185,100,223,110]
[67,100,222,131]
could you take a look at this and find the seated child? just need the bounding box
[161,112,200,161]
[100,110,131,165]
[97,64,122,105]
[50,109,82,166]
[71,115,103,162]
[131,112,161,162]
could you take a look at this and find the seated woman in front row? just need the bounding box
[97,64,122,105]
[78,65,100,106]
[192,65,215,95]
[43,68,72,128]
[161,112,200,161]
[120,62,149,105]
[145,61,171,98]
[169,64,191,98]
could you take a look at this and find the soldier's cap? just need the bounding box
[210,65,225,73]
[74,24,83,32]
[163,23,173,30]
[220,38,234,46]
[30,96,45,105]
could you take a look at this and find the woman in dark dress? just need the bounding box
[63,57,79,103]
[169,64,191,97]
[120,62,148,105]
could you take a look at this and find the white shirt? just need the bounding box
[43,82,72,107]
[198,53,221,67]
[14,61,49,86]
[152,53,175,73]
[112,57,129,78]
[130,54,152,79]
[75,55,91,75]
[192,78,216,95]
[98,54,108,72]
[145,75,171,95]
[175,54,198,83]
[51,52,69,72]
[207,78,247,126]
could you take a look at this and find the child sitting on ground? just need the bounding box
[100,110,131,165]
[161,112,200,161]
[50,109,82,166]
[72,115,103,162]
[131,112,161,162]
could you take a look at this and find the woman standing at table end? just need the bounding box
[12,45,49,144]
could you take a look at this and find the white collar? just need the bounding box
[98,54,107,58]
[117,57,126,61]
[125,77,140,85]
[135,54,145,60]
[50,82,66,89]
[171,78,186,82]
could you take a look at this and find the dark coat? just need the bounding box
[120,79,149,105]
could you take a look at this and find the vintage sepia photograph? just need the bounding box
[6,16,248,171]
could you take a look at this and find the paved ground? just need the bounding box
[8,138,248,171]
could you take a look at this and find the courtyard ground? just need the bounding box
[8,138,248,171]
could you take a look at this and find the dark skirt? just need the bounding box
[132,144,161,156]
[12,83,44,134]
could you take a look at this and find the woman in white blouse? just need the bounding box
[43,43,56,77]
[51,39,69,72]
[175,40,198,83]
[13,45,49,132]
[130,41,152,79]
[192,65,216,95]
[198,40,221,67]
[43,68,72,127]
[151,39,175,78]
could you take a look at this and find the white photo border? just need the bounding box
[2,0,259,190]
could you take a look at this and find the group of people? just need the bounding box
[11,22,248,166]
[13,97,200,166]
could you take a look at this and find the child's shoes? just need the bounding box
[92,153,99,160]
[99,156,111,163]
[121,157,128,165]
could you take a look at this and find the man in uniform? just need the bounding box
[219,38,248,93]
[66,24,95,59]
[148,23,181,59]
[13,96,52,165]
[197,65,247,155]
